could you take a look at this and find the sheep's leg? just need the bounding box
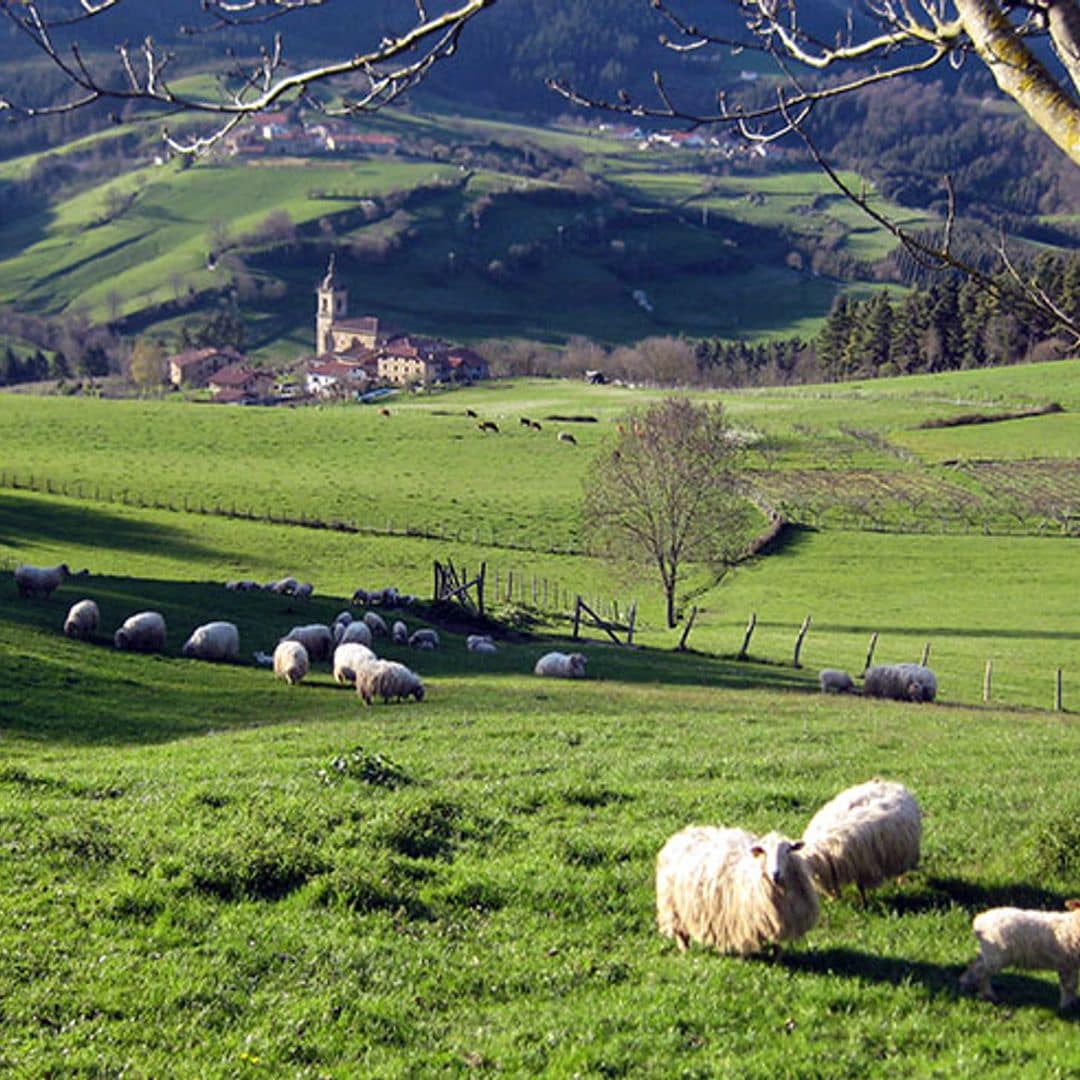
[960,957,997,1002]
[1058,966,1078,1011]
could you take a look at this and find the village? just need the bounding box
[166,257,490,404]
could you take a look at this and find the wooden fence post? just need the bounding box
[1055,668,1063,712]
[737,612,757,661]
[626,601,638,646]
[677,606,698,652]
[572,596,583,640]
[793,615,812,668]
[983,660,993,703]
[920,642,931,667]
[864,632,879,673]
[478,562,486,617]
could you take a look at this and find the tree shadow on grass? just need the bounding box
[890,876,1072,916]
[0,491,214,562]
[776,947,1075,1014]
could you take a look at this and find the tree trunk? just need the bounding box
[666,585,677,629]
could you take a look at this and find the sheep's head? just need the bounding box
[411,684,424,702]
[113,629,129,649]
[1066,899,1080,913]
[750,833,806,887]
[568,653,587,677]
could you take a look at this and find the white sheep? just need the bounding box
[63,599,99,640]
[15,562,70,599]
[409,628,440,650]
[279,623,333,663]
[265,575,300,595]
[800,779,922,901]
[113,611,167,654]
[470,639,498,655]
[182,621,240,662]
[333,642,377,685]
[354,658,425,705]
[273,640,309,685]
[960,901,1080,1009]
[294,582,314,601]
[819,668,855,694]
[338,620,374,648]
[864,663,937,703]
[534,651,587,678]
[467,634,495,651]
[656,826,819,956]
[362,610,389,637]
[392,619,409,645]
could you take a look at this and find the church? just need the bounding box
[310,256,489,392]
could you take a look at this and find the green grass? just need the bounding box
[1,367,1080,1073]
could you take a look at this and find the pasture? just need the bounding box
[1,364,1079,1074]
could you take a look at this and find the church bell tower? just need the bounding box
[315,253,347,355]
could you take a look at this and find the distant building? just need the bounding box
[168,347,244,388]
[208,363,274,401]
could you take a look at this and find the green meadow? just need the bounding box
[1,362,1079,1075]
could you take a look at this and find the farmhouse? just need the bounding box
[168,347,245,388]
[208,363,275,402]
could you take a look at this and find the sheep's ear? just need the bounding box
[749,845,765,858]
[789,841,805,852]
[1066,899,1080,911]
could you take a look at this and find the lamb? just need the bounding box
[864,663,937,703]
[362,610,389,637]
[655,826,819,956]
[63,599,100,640]
[337,620,374,648]
[333,642,377,685]
[354,659,425,705]
[819,668,855,694]
[960,901,1080,1009]
[409,628,440,650]
[273,640,309,685]
[15,562,70,599]
[534,651,587,678]
[182,621,240,662]
[279,623,333,663]
[392,619,409,645]
[799,779,922,900]
[113,611,167,654]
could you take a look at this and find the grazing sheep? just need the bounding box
[351,585,400,607]
[409,628,440,650]
[15,562,70,599]
[466,408,478,418]
[467,633,496,652]
[470,640,498,655]
[338,620,374,648]
[182,621,240,662]
[280,623,333,663]
[864,663,937,703]
[800,779,922,900]
[519,416,533,427]
[959,901,1080,1009]
[819,668,855,694]
[273,640,309,685]
[333,642,377,685]
[477,420,499,433]
[392,619,409,645]
[63,599,99,640]
[362,610,389,637]
[355,659,425,705]
[530,420,543,431]
[293,582,314,601]
[333,610,353,628]
[113,611,167,654]
[656,826,819,956]
[534,651,587,678]
[557,431,577,445]
[265,575,300,596]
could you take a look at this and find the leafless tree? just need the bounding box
[584,397,752,629]
[0,0,498,153]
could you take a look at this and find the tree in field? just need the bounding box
[127,336,167,389]
[583,398,752,630]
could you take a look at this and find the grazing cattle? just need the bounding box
[477,421,500,433]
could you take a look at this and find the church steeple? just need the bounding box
[315,253,347,355]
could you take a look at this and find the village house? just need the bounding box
[168,346,245,389]
[208,363,275,402]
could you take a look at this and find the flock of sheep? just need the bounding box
[657,778,1080,1010]
[18,561,1076,1009]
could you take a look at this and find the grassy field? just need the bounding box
[1,365,1079,1074]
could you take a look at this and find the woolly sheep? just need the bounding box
[656,826,819,955]
[337,620,374,648]
[294,582,314,601]
[63,598,99,641]
[819,668,855,694]
[265,575,300,595]
[959,901,1080,1009]
[468,634,498,654]
[113,611,167,654]
[362,610,389,637]
[409,628,440,650]
[15,562,70,599]
[392,619,409,645]
[280,623,333,663]
[354,658,425,705]
[534,651,587,678]
[273,640,309,685]
[182,621,240,662]
[800,779,922,900]
[333,642,377,685]
[864,663,937,703]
